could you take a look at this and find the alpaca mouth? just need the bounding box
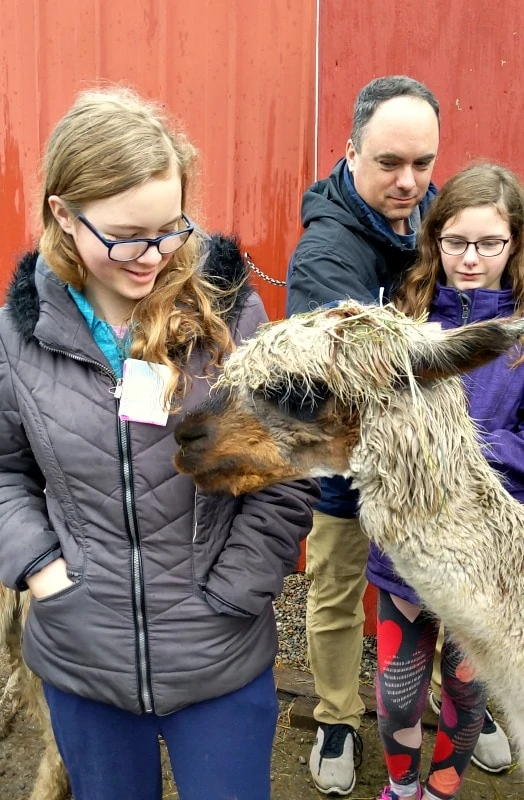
[175,449,301,496]
[175,452,251,494]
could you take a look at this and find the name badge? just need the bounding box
[117,358,172,426]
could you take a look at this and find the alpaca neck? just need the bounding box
[350,376,502,552]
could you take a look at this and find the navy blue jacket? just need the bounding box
[286,156,437,517]
[367,283,524,603]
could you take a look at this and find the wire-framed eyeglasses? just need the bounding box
[438,236,510,258]
[77,212,194,262]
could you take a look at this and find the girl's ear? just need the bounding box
[48,196,76,235]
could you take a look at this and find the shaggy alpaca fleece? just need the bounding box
[183,301,524,762]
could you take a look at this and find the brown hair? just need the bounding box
[39,86,235,407]
[396,162,524,320]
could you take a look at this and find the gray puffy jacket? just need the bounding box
[0,237,320,715]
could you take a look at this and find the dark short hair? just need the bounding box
[351,76,440,151]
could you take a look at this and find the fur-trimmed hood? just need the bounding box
[6,233,254,343]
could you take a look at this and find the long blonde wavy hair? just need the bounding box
[39,86,236,406]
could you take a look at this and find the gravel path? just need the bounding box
[273,572,377,682]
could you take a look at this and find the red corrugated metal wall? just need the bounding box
[0,0,316,314]
[5,2,522,321]
[318,0,524,184]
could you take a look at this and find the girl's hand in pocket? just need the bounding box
[27,557,74,600]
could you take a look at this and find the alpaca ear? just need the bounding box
[409,318,524,380]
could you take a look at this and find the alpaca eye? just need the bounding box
[256,378,330,421]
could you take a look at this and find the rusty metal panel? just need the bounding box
[0,0,316,316]
[318,0,524,186]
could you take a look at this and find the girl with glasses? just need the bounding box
[370,162,524,800]
[0,86,319,800]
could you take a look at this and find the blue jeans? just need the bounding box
[43,666,278,800]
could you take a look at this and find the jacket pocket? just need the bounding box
[33,569,85,605]
[197,582,254,618]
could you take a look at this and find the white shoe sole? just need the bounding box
[312,770,356,796]
[470,754,511,774]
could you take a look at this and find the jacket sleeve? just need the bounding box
[286,246,377,316]
[231,290,269,341]
[202,478,321,616]
[480,411,524,496]
[0,336,62,589]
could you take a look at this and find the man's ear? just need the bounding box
[409,318,524,380]
[345,139,357,172]
[47,196,76,235]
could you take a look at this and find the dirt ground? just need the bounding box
[1,656,523,800]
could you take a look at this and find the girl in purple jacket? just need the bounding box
[370,162,524,800]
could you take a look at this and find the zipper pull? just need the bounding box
[111,379,123,399]
[459,292,471,325]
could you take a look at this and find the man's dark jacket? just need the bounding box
[286,157,437,517]
[287,157,437,315]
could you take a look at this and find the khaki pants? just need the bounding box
[306,510,369,729]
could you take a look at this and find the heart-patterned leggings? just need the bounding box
[376,589,487,800]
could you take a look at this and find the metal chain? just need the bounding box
[244,251,287,287]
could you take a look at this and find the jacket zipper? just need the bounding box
[192,490,198,542]
[117,415,153,712]
[459,293,471,325]
[38,342,154,713]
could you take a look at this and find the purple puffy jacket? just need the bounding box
[367,283,524,604]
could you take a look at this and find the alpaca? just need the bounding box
[0,584,69,800]
[174,301,524,762]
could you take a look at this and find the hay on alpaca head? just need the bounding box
[175,300,524,762]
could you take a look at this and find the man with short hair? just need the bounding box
[287,75,510,797]
[287,75,439,317]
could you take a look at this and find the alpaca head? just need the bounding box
[175,302,524,495]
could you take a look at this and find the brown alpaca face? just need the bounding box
[175,382,360,495]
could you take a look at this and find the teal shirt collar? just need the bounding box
[68,286,129,378]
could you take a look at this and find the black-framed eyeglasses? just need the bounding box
[438,236,510,258]
[77,212,194,262]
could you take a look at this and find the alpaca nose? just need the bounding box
[174,417,209,448]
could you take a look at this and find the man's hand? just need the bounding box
[26,557,74,600]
